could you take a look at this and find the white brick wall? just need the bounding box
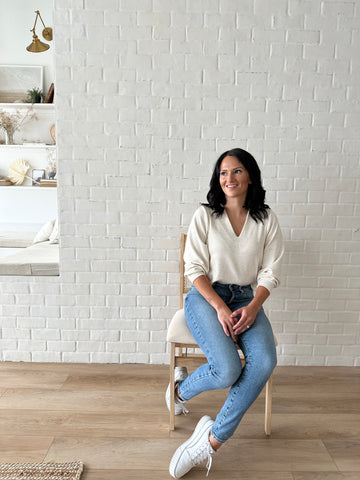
[0,0,359,365]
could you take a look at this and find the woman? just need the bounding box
[167,148,284,478]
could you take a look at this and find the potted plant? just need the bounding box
[26,88,44,104]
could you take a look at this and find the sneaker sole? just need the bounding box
[166,383,185,416]
[169,415,214,479]
[165,368,188,416]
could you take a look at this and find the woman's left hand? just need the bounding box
[230,304,259,335]
[230,286,270,335]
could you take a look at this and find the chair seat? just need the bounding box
[167,308,278,346]
[167,309,196,344]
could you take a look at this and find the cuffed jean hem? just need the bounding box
[209,430,224,445]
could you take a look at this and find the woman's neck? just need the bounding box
[224,196,247,215]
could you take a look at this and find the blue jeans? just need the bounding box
[177,282,277,444]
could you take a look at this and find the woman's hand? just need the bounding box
[230,303,259,335]
[216,305,237,341]
[231,286,271,335]
[193,276,238,342]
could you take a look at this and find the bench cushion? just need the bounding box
[0,241,59,276]
[0,232,36,248]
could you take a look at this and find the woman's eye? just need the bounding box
[234,169,242,174]
[220,171,227,176]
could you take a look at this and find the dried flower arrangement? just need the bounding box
[0,107,37,144]
[46,148,57,179]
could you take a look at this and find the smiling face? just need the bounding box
[219,156,252,202]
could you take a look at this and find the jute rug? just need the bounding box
[0,462,83,480]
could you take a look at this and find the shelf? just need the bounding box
[0,185,57,190]
[0,144,55,149]
[0,103,54,110]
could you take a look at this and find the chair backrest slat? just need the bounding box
[179,233,191,309]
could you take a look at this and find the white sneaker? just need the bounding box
[166,366,189,416]
[169,415,215,479]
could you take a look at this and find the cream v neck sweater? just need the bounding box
[184,205,284,293]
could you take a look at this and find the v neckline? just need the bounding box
[224,210,249,238]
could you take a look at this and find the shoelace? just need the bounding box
[205,445,213,477]
[191,440,214,477]
[174,392,189,415]
[177,401,189,415]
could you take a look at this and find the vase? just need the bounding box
[5,129,15,145]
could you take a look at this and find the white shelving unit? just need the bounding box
[0,103,57,230]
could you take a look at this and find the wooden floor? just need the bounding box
[0,362,359,480]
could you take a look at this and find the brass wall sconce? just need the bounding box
[26,10,53,53]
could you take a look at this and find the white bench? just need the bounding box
[0,232,59,276]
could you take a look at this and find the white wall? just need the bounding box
[0,0,54,93]
[0,0,359,365]
[0,186,57,230]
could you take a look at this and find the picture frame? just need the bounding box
[44,83,54,103]
[0,65,43,103]
[32,169,45,186]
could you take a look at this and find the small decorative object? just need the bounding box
[44,83,54,103]
[0,176,13,186]
[32,169,45,186]
[46,148,57,179]
[4,127,15,145]
[50,123,56,143]
[0,107,37,145]
[8,158,30,185]
[26,10,53,53]
[40,178,57,187]
[8,158,39,185]
[26,87,44,103]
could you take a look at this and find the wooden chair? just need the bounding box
[167,233,275,435]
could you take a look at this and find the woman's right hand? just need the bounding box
[216,305,237,341]
[192,275,237,342]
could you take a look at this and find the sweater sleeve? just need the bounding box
[257,210,285,293]
[184,206,210,284]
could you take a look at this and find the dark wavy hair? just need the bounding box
[203,148,269,223]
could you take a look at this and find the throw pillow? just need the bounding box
[33,219,55,244]
[49,218,59,244]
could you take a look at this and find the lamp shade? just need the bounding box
[26,33,49,53]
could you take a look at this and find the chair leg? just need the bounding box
[169,343,176,431]
[265,374,273,436]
